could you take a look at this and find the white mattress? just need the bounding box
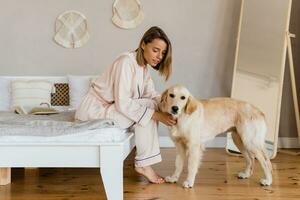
[0,127,131,143]
[0,110,133,144]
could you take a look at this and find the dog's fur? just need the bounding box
[159,85,272,188]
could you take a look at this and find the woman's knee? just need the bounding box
[137,99,158,110]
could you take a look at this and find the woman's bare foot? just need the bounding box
[135,166,165,184]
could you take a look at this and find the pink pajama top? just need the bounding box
[75,52,160,127]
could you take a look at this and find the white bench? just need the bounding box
[0,76,136,200]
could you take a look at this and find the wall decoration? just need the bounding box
[112,0,144,29]
[54,10,90,48]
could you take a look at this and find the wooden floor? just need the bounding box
[0,148,300,200]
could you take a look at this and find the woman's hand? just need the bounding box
[152,111,177,126]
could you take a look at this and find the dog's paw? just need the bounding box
[165,175,178,183]
[237,172,250,179]
[182,180,194,188]
[260,179,272,186]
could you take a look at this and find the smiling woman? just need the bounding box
[75,26,176,184]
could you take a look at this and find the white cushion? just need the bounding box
[11,80,54,109]
[0,77,11,111]
[68,75,92,109]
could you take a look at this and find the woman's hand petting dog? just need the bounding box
[152,111,177,126]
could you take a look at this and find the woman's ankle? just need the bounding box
[134,166,164,183]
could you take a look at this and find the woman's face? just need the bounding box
[142,38,167,67]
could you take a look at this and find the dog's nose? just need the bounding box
[171,106,179,113]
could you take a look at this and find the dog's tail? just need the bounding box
[261,148,273,173]
[238,117,272,173]
[253,119,273,173]
[254,119,273,173]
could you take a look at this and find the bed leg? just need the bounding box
[100,145,124,200]
[0,168,11,185]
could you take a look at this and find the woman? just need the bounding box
[75,26,176,184]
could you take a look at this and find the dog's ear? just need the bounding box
[158,89,168,112]
[185,96,198,115]
[160,89,168,103]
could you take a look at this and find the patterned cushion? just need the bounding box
[51,83,69,106]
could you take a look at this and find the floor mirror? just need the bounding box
[226,0,292,159]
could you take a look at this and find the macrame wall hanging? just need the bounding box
[112,0,144,29]
[54,10,90,48]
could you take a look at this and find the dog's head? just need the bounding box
[159,85,198,117]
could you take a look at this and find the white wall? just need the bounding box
[0,0,239,97]
[0,0,299,138]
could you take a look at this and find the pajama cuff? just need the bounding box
[137,107,155,127]
[134,153,162,167]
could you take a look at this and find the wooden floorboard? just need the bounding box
[0,148,300,200]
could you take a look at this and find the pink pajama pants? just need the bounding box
[106,99,162,167]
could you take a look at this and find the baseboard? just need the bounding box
[277,137,300,148]
[159,136,300,149]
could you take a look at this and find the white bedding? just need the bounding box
[0,127,129,143]
[0,111,130,143]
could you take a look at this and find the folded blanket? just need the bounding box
[0,111,117,137]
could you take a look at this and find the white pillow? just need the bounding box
[0,77,11,111]
[11,80,54,109]
[68,75,92,109]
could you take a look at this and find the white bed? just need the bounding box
[0,76,136,200]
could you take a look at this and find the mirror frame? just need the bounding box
[226,0,293,159]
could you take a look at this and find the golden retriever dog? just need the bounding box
[159,85,272,188]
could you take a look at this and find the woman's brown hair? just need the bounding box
[136,26,172,81]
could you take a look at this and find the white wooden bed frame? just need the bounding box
[0,76,136,200]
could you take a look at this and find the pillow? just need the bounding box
[67,75,92,109]
[51,83,70,106]
[11,80,54,110]
[0,77,11,111]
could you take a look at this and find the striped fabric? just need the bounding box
[11,80,54,108]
